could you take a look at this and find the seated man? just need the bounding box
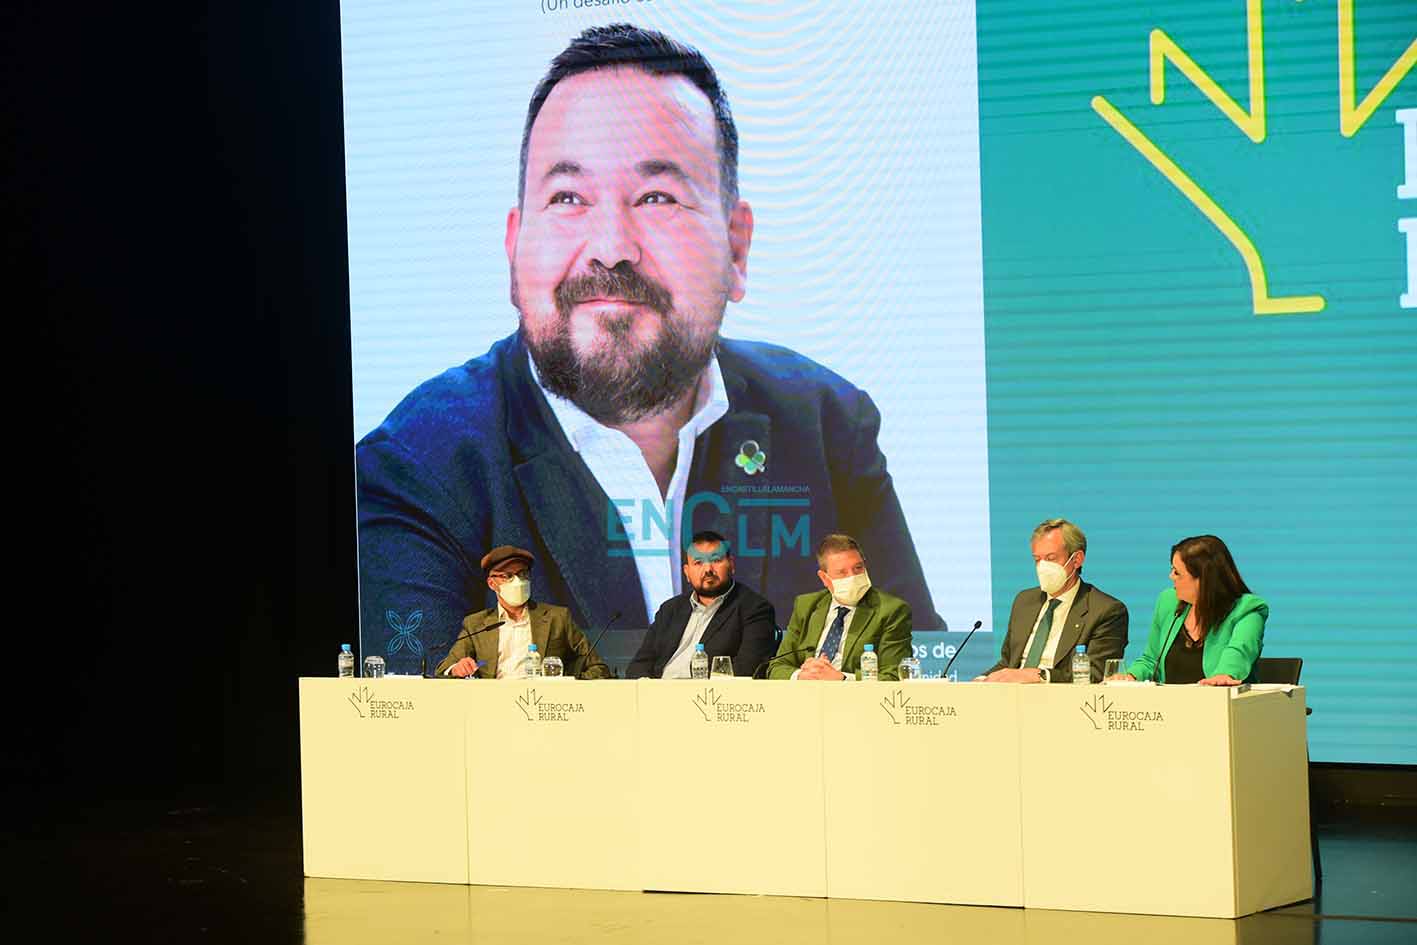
[435,546,612,679]
[768,534,913,680]
[627,531,777,678]
[980,518,1127,683]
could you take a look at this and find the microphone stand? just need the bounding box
[577,611,623,679]
[940,620,983,680]
[429,620,505,678]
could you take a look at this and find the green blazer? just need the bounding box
[768,586,913,680]
[1127,588,1268,683]
[433,600,612,679]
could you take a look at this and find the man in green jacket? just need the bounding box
[768,534,914,680]
[435,546,612,679]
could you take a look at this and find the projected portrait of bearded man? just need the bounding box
[355,23,940,672]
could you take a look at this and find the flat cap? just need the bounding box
[480,545,535,573]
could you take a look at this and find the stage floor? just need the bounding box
[7,797,1415,944]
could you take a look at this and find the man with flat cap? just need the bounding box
[626,531,777,678]
[435,546,612,679]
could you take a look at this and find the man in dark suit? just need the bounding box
[626,531,777,678]
[981,518,1128,683]
[355,24,938,669]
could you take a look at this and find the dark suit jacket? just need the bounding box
[356,332,939,665]
[625,582,777,679]
[768,587,913,680]
[982,580,1128,682]
[433,601,611,679]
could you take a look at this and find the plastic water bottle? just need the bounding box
[525,643,543,678]
[338,643,355,678]
[690,643,710,679]
[1071,645,1090,684]
[859,643,879,681]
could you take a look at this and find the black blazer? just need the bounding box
[625,582,777,679]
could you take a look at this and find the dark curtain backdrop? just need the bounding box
[5,2,353,806]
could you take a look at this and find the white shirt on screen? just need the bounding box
[531,356,730,625]
[1018,577,1081,670]
[660,585,731,679]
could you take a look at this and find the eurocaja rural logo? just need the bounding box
[879,689,959,726]
[516,688,585,723]
[1091,0,1416,314]
[692,687,766,724]
[347,686,415,720]
[1081,694,1166,733]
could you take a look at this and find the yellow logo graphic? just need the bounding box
[1092,0,1416,315]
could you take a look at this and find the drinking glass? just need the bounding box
[1103,658,1125,681]
[710,656,734,678]
[897,658,922,681]
[363,656,386,678]
[542,656,564,678]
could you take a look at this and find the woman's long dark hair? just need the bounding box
[1173,535,1251,636]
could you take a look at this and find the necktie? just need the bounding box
[820,606,848,663]
[1023,599,1062,668]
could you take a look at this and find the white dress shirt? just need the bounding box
[661,585,731,679]
[495,603,533,679]
[531,356,730,624]
[1018,578,1081,670]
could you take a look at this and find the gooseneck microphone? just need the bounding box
[752,647,818,679]
[431,620,505,678]
[941,620,984,680]
[578,610,623,679]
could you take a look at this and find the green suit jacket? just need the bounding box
[1127,588,1268,683]
[768,586,913,680]
[433,600,612,679]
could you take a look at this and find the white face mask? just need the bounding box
[1036,553,1077,596]
[830,571,872,607]
[499,575,531,608]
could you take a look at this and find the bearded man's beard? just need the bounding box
[517,261,721,426]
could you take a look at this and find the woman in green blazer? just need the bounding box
[1115,535,1268,686]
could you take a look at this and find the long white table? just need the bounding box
[299,678,1311,917]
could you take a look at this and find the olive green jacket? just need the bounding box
[434,601,612,679]
[768,587,913,680]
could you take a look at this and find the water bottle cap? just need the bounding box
[341,644,352,653]
[1076,645,1086,653]
[695,643,705,651]
[863,644,874,652]
[529,643,538,652]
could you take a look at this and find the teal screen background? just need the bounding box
[977,0,1414,763]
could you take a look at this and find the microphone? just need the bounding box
[941,620,984,680]
[577,610,623,679]
[432,620,505,678]
[752,647,817,680]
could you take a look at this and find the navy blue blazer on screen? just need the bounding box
[625,581,778,679]
[355,332,940,665]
